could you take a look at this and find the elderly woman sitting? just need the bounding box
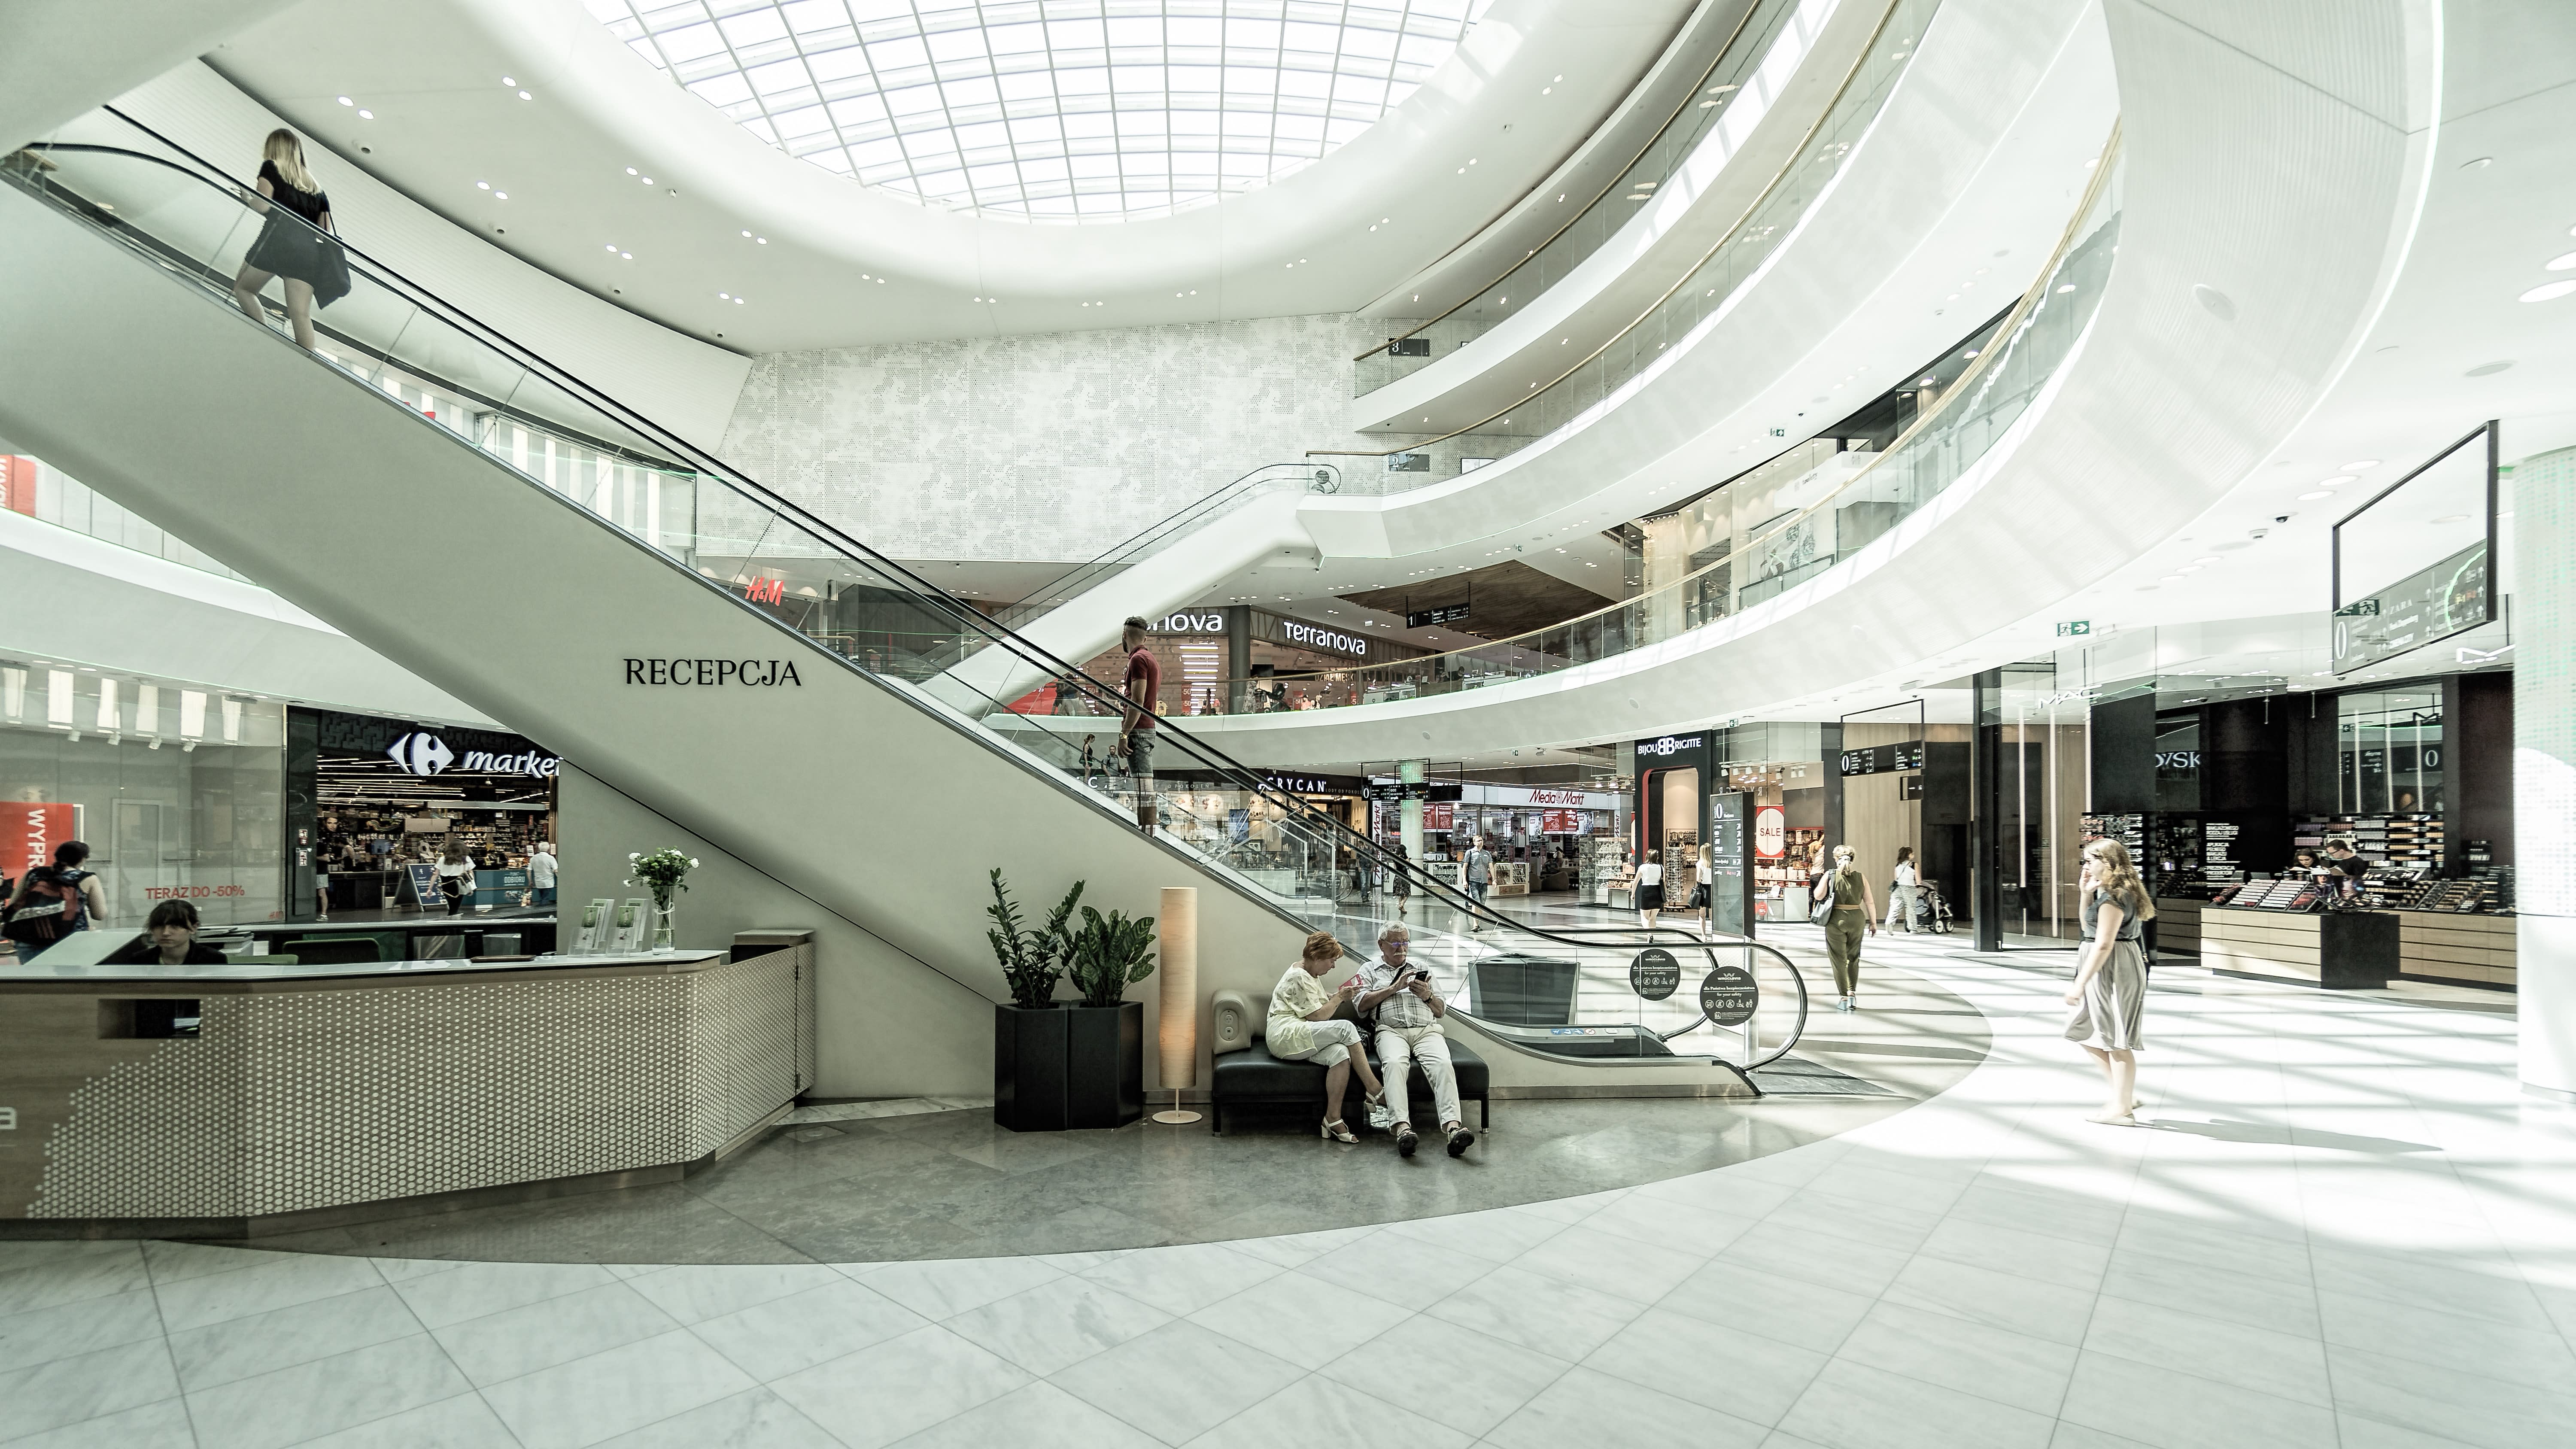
[1268,930,1387,1143]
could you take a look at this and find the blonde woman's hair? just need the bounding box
[2084,838,2147,916]
[262,128,318,194]
[1301,930,1341,961]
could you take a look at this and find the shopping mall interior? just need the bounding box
[2,0,2572,1444]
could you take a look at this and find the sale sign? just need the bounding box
[2,802,76,878]
[1754,805,1787,860]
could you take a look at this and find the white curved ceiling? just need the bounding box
[197,0,1690,349]
[583,0,1489,221]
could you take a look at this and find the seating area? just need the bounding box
[1209,1031,1491,1135]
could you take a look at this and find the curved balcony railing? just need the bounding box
[1178,128,2123,713]
[1318,0,1935,489]
[993,461,1337,631]
[1352,0,1826,395]
[14,112,1816,1074]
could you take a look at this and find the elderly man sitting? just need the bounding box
[1356,924,1475,1158]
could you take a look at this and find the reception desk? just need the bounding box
[2200,907,2397,989]
[0,931,814,1234]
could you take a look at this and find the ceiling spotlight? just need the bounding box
[518,90,532,100]
[494,191,507,200]
[626,167,638,176]
[756,237,767,244]
[357,109,374,120]
[2518,280,2576,303]
[741,230,752,237]
[2340,459,2381,469]
[478,181,491,190]
[501,76,516,86]
[337,96,353,106]
[2318,475,2356,486]
[2297,491,2330,501]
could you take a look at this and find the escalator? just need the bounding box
[0,110,1815,1091]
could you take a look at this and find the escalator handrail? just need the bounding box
[25,115,1796,1023]
[993,459,1336,628]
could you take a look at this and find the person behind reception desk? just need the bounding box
[99,900,230,966]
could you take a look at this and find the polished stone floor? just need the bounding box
[230,956,1974,1267]
[4,934,2569,1449]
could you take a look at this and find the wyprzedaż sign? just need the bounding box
[1699,963,1759,1027]
[1629,948,1682,1001]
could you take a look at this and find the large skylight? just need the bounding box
[585,1,1488,221]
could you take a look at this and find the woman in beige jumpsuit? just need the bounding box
[1812,844,1878,1011]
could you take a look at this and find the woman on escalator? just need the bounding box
[231,128,345,352]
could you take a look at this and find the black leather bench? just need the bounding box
[1211,1034,1489,1134]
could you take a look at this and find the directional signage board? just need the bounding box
[1838,741,1926,776]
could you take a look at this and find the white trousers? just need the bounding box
[1886,885,1919,932]
[1375,1024,1461,1129]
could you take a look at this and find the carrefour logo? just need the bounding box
[386,732,559,779]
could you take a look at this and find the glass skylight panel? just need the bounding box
[583,1,1487,220]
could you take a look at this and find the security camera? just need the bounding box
[2274,514,2293,523]
[2248,527,2269,540]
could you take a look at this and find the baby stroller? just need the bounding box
[1911,879,1956,934]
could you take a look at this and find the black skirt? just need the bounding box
[1637,882,1664,909]
[246,214,351,304]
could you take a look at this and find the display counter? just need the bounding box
[2393,910,2515,988]
[2150,898,2202,955]
[0,930,813,1233]
[2200,906,2397,989]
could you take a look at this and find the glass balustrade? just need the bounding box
[1328,0,1940,489]
[13,109,1822,1072]
[1351,0,1826,396]
[1218,130,2123,713]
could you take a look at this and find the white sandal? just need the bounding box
[1321,1119,1358,1144]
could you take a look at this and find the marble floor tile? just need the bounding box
[432,1279,685,1388]
[857,1255,1065,1320]
[1510,1222,1713,1304]
[2057,1350,2338,1449]
[2323,1342,2576,1449]
[2095,1249,2324,1338]
[167,1283,424,1391]
[0,1395,198,1449]
[479,1327,760,1449]
[391,1260,620,1331]
[0,1287,165,1375]
[1318,1310,1567,1437]
[1713,1220,1918,1298]
[1917,1213,2112,1291]
[937,1273,1170,1377]
[1880,1254,2103,1346]
[1421,1261,1646,1361]
[768,1325,1032,1449]
[295,1393,522,1448]
[1290,1231,1495,1312]
[2315,1288,2576,1383]
[1182,1373,1477,1449]
[0,1249,153,1318]
[1481,1363,1771,1449]
[149,1252,386,1334]
[885,1381,1161,1449]
[1655,1255,1877,1354]
[2081,1295,2332,1406]
[184,1335,474,1449]
[1075,1241,1285,1317]
[0,1338,181,1444]
[1182,1279,1412,1372]
[625,1262,853,1326]
[1584,1306,1831,1425]
[1836,1300,2081,1416]
[1048,1319,1304,1444]
[591,1386,841,1449]
[690,1277,931,1382]
[1777,1357,2059,1449]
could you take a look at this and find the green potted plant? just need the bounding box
[1062,904,1157,1129]
[984,870,1084,1132]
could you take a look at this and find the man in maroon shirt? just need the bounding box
[1118,616,1161,832]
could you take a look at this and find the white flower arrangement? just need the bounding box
[624,848,700,909]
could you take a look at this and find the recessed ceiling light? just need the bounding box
[501,76,515,86]
[2056,283,2077,293]
[357,109,373,120]
[2546,251,2576,271]
[337,96,352,106]
[627,167,638,176]
[478,181,491,190]
[2300,490,2333,500]
[2318,474,2356,486]
[741,230,752,237]
[2518,280,2576,303]
[2340,459,2380,469]
[518,90,532,100]
[494,191,506,200]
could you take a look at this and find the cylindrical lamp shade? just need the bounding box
[1157,887,1198,1090]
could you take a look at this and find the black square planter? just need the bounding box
[993,1001,1142,1132]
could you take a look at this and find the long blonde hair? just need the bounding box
[263,128,318,194]
[2084,838,2147,916]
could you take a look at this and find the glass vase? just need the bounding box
[651,904,676,952]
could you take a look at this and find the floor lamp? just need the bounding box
[1153,886,1201,1124]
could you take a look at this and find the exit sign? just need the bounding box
[2056,620,2092,637]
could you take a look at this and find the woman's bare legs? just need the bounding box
[283,277,316,350]
[1323,1058,1350,1126]
[2081,1044,2138,1118]
[231,263,274,327]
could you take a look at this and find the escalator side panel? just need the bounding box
[0,182,1308,1048]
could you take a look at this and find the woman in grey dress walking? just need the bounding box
[2065,838,2150,1125]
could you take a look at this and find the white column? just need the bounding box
[1399,759,1427,864]
[2517,445,2576,1098]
